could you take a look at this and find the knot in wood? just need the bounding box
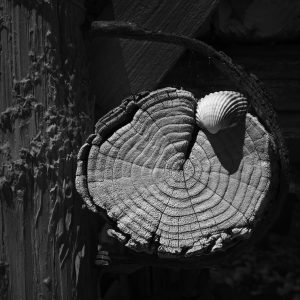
[76,87,279,258]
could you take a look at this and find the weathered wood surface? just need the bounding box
[92,0,219,115]
[0,1,98,299]
[76,87,279,260]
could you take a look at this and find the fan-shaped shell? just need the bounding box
[196,91,248,134]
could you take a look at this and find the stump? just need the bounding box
[76,87,280,261]
[76,21,288,267]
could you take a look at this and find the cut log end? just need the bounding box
[76,87,282,261]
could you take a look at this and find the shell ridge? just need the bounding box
[195,91,248,134]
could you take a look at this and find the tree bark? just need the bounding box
[0,1,98,299]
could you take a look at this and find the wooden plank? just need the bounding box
[0,1,98,299]
[92,0,219,116]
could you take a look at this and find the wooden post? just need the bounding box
[77,86,282,266]
[0,1,98,299]
[77,21,289,299]
[76,22,288,267]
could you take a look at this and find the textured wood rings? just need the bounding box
[76,87,279,257]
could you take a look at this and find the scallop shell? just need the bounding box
[195,91,248,134]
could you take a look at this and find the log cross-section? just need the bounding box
[76,87,279,258]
